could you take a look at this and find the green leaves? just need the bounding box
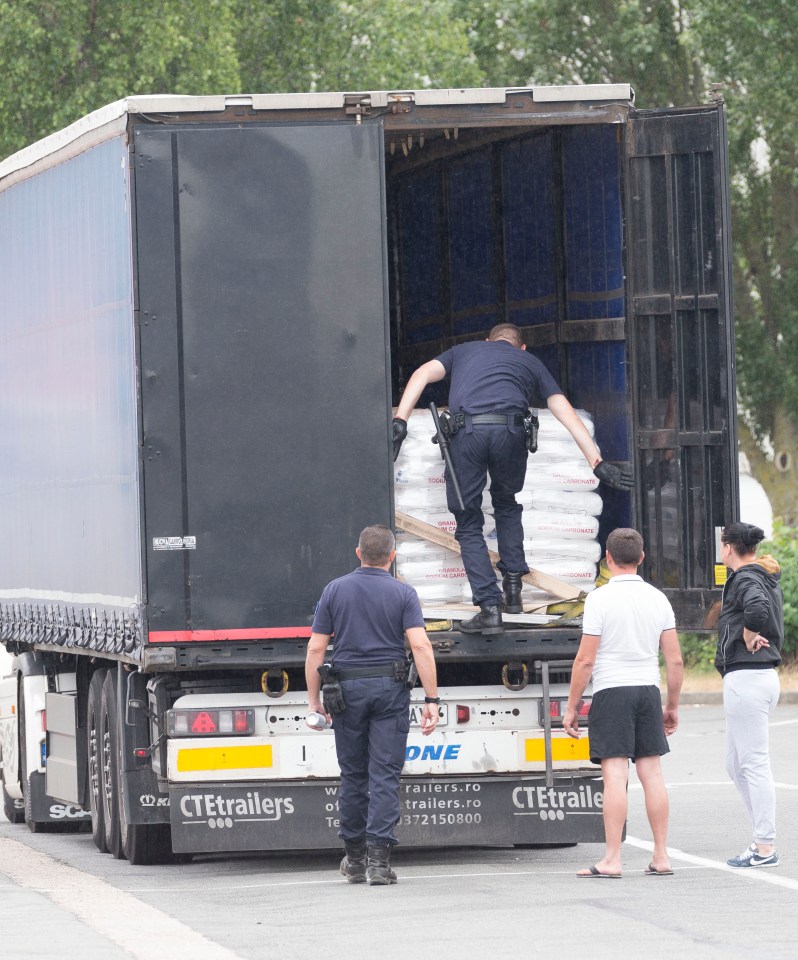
[0,0,241,157]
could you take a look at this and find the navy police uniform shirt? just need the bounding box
[311,566,425,669]
[436,340,562,414]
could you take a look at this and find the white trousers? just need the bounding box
[723,668,780,845]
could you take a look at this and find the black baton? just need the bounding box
[430,402,465,511]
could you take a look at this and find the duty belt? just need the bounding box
[468,413,525,426]
[336,663,403,680]
[452,412,525,431]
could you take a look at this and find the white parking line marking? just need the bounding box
[629,780,798,790]
[625,836,798,890]
[0,837,247,960]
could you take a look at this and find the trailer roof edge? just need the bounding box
[0,85,634,188]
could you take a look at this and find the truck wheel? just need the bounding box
[87,669,109,852]
[2,778,24,824]
[100,670,125,859]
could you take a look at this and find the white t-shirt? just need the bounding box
[582,574,676,692]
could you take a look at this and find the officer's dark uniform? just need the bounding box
[311,565,425,846]
[435,339,562,606]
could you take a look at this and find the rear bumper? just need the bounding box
[169,773,604,853]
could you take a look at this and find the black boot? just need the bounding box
[340,839,367,883]
[458,603,504,635]
[502,572,524,614]
[367,844,398,885]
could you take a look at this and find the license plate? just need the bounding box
[409,703,448,727]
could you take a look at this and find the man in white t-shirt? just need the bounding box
[563,528,683,879]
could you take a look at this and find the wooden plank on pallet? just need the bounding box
[394,511,584,602]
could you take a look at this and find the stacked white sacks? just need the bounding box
[395,408,603,609]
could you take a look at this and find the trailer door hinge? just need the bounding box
[344,94,372,123]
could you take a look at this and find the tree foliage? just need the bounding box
[235,1,483,94]
[0,0,241,156]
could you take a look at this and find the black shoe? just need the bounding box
[458,603,504,635]
[340,839,367,883]
[367,844,398,885]
[502,572,524,614]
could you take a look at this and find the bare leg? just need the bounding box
[588,757,629,875]
[635,755,671,872]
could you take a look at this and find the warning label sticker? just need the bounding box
[153,536,197,551]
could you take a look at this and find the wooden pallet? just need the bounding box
[395,511,585,603]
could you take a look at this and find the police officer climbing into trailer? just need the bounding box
[305,524,439,885]
[393,323,634,635]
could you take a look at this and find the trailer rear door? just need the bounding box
[134,121,390,639]
[627,103,737,627]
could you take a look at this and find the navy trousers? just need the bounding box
[446,424,529,605]
[332,676,410,846]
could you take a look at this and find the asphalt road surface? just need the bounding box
[1,702,797,960]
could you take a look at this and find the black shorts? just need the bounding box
[588,685,669,765]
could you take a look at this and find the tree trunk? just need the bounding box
[739,411,798,526]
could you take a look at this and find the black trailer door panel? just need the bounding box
[627,104,737,627]
[134,122,390,638]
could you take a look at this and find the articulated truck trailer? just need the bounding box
[0,85,737,862]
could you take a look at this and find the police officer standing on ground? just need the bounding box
[392,323,634,635]
[305,524,439,886]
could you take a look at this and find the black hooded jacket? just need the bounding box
[714,555,784,676]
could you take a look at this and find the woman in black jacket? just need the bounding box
[715,522,784,868]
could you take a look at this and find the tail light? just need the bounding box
[167,708,255,737]
[456,704,471,724]
[538,698,591,727]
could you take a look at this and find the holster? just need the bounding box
[431,409,457,444]
[318,663,347,715]
[392,659,410,685]
[523,410,539,453]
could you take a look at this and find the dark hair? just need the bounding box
[721,521,765,557]
[488,323,523,348]
[606,527,644,567]
[358,524,395,565]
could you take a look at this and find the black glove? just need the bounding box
[392,417,408,462]
[318,664,347,714]
[593,460,635,491]
[322,681,346,715]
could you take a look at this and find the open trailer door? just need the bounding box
[133,120,391,641]
[626,101,738,628]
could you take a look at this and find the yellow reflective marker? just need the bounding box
[177,744,273,773]
[525,737,591,762]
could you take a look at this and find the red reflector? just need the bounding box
[41,710,47,732]
[456,705,470,724]
[191,711,218,734]
[233,710,250,733]
[133,748,148,759]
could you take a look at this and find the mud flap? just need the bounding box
[28,772,92,824]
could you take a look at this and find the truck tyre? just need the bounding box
[2,777,24,824]
[87,668,109,852]
[100,670,125,859]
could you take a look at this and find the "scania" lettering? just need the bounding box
[179,791,294,821]
[512,784,603,810]
[49,803,92,820]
